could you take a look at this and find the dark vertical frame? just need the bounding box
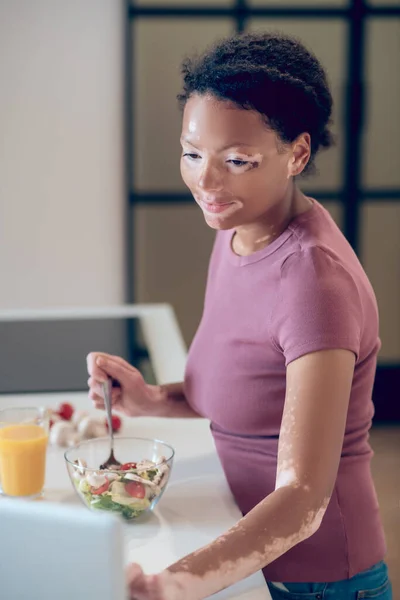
[342,0,366,251]
[127,1,400,419]
[236,0,248,33]
[125,0,134,306]
[124,0,137,365]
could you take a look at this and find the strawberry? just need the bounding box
[58,402,74,421]
[105,414,122,433]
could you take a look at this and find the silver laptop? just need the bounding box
[0,498,127,600]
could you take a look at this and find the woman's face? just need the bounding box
[180,94,308,230]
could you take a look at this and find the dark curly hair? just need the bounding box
[177,31,334,174]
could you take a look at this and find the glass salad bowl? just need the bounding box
[64,437,174,521]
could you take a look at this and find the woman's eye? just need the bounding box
[182,154,252,168]
[228,159,249,167]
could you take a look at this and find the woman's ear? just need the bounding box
[288,133,311,178]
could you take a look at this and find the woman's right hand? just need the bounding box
[86,352,164,417]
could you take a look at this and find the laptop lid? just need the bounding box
[0,498,127,600]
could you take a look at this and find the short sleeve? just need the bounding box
[271,246,363,366]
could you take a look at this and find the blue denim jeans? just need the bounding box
[267,561,392,599]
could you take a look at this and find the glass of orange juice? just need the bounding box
[0,407,49,498]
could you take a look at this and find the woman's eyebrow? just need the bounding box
[180,137,256,152]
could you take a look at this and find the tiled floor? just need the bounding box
[370,426,400,596]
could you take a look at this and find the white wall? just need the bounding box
[0,0,126,309]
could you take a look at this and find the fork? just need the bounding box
[99,378,121,470]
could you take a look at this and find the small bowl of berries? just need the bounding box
[64,437,174,521]
[48,402,123,447]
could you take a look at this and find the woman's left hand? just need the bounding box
[126,564,186,600]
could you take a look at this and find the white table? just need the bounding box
[0,392,271,600]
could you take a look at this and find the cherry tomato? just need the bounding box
[125,481,145,499]
[91,480,110,495]
[58,402,74,421]
[105,414,122,433]
[120,462,137,471]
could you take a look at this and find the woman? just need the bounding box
[87,32,392,599]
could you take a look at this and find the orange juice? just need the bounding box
[0,424,48,496]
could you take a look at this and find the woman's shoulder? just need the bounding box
[283,200,367,284]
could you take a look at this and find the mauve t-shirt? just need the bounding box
[184,200,386,582]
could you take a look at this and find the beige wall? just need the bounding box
[132,16,400,360]
[0,0,126,309]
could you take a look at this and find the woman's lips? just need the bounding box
[199,200,235,214]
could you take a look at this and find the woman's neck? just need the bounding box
[232,186,312,257]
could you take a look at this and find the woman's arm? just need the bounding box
[87,353,202,419]
[127,348,355,599]
[156,382,203,418]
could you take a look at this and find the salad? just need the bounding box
[72,457,170,520]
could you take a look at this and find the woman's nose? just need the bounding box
[198,162,223,192]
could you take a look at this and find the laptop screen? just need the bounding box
[0,317,156,394]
